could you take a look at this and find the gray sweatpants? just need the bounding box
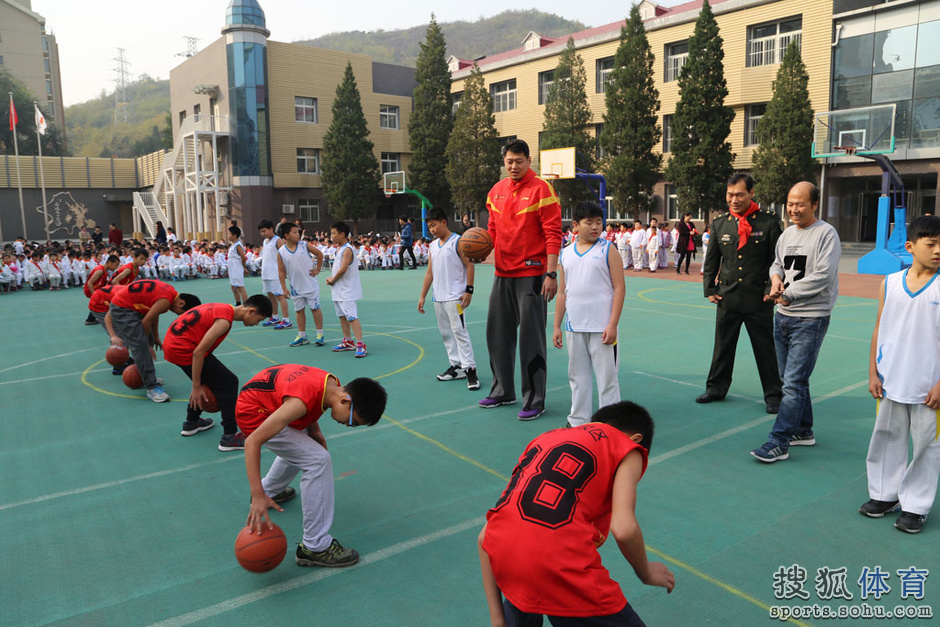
[109,304,159,390]
[486,275,547,410]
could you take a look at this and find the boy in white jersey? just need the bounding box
[227,226,248,306]
[862,215,940,534]
[278,222,325,347]
[257,220,292,330]
[417,209,479,390]
[326,221,366,358]
[630,221,647,271]
[553,201,626,427]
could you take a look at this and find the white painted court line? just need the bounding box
[649,415,775,465]
[149,516,486,627]
[630,371,764,404]
[0,347,98,373]
[827,334,869,344]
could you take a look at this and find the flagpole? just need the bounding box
[34,102,49,242]
[10,93,26,240]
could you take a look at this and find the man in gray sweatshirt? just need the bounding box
[751,181,841,463]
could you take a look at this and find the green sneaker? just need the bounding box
[295,538,359,568]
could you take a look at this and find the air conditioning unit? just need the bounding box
[282,204,295,214]
[219,191,230,207]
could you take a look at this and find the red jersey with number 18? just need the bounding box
[89,284,126,313]
[163,303,235,366]
[110,279,178,315]
[482,423,648,618]
[235,365,333,436]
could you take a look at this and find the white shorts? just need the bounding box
[333,300,358,321]
[229,277,245,288]
[262,279,283,296]
[292,291,320,311]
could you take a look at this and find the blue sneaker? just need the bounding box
[333,339,355,352]
[147,386,171,403]
[274,319,293,330]
[263,317,280,327]
[355,343,367,358]
[315,333,325,346]
[290,335,309,347]
[750,442,789,463]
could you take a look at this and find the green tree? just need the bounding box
[445,65,501,225]
[408,16,453,210]
[664,0,734,219]
[540,37,595,211]
[0,68,67,156]
[601,5,661,219]
[752,41,816,207]
[321,62,382,234]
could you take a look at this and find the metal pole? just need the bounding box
[10,92,26,239]
[35,102,49,242]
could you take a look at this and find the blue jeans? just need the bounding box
[768,313,830,447]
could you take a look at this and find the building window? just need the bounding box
[665,185,706,221]
[380,105,400,129]
[452,92,462,114]
[295,97,318,123]
[662,115,673,153]
[44,58,51,75]
[538,70,554,105]
[297,148,320,174]
[596,57,615,93]
[491,79,517,113]
[42,37,48,52]
[381,152,401,174]
[298,198,320,223]
[193,103,201,117]
[179,110,186,125]
[744,104,767,146]
[665,42,688,82]
[747,17,802,67]
[595,124,607,160]
[0,56,4,66]
[46,80,53,96]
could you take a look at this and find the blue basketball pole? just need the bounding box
[857,154,911,274]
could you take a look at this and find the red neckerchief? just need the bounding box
[730,201,760,250]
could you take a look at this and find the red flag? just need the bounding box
[8,96,17,131]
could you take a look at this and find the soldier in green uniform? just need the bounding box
[696,173,783,414]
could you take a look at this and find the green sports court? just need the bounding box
[1,267,936,626]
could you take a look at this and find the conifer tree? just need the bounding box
[445,65,501,225]
[408,16,453,210]
[752,41,816,207]
[540,37,595,211]
[321,63,381,233]
[664,0,734,218]
[601,5,661,219]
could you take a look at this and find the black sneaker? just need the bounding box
[218,432,246,451]
[895,511,927,534]
[859,499,901,518]
[295,539,359,568]
[272,487,296,504]
[465,368,480,390]
[436,365,466,381]
[181,417,214,436]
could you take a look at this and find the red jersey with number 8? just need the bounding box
[110,279,178,314]
[89,284,125,313]
[84,264,108,297]
[482,423,648,617]
[236,364,333,436]
[163,303,235,366]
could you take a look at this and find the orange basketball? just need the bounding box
[235,522,287,573]
[201,385,219,413]
[122,364,143,389]
[458,227,493,262]
[105,345,129,366]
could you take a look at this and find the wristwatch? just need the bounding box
[546,271,557,279]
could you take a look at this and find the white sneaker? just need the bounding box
[147,386,171,403]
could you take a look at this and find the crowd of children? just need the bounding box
[561,219,711,273]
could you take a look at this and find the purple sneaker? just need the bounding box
[479,397,516,409]
[274,319,293,330]
[517,407,545,421]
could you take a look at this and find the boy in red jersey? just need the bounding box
[83,254,120,324]
[90,284,131,375]
[111,248,149,285]
[163,295,272,451]
[479,401,674,626]
[106,279,200,402]
[238,364,387,568]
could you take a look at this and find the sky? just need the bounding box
[30,0,683,106]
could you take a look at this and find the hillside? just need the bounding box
[64,10,588,158]
[297,10,586,66]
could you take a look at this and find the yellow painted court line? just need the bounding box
[228,340,278,365]
[80,359,187,402]
[384,411,809,625]
[635,287,714,310]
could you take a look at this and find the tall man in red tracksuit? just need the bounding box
[479,139,562,421]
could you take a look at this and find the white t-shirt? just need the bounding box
[228,240,245,280]
[429,233,467,302]
[261,236,280,280]
[279,241,319,297]
[330,243,362,301]
[560,238,614,333]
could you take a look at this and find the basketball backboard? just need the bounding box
[383,171,407,198]
[539,147,576,179]
[812,104,896,158]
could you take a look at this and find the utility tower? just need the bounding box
[177,36,200,58]
[113,48,131,125]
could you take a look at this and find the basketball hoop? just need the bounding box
[383,189,394,199]
[833,145,858,155]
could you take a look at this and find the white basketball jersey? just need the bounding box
[430,233,467,302]
[561,238,614,333]
[877,269,940,404]
[228,241,245,279]
[261,237,279,279]
[278,242,319,296]
[330,243,363,301]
